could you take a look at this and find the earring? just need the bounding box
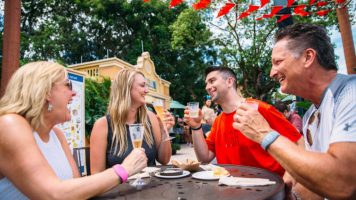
[48,103,53,112]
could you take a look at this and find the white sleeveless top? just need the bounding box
[0,130,73,199]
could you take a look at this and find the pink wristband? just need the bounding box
[113,164,129,183]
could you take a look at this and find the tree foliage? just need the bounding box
[18,0,216,105]
[199,0,344,101]
[84,77,111,136]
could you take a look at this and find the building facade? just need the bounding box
[69,52,171,109]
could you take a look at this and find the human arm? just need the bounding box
[53,127,80,178]
[90,117,109,174]
[183,107,215,163]
[232,104,356,199]
[148,111,171,165]
[0,114,147,200]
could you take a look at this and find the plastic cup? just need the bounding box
[187,102,199,118]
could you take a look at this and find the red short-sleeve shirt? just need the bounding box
[206,99,301,176]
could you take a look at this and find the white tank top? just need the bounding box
[33,130,73,180]
[0,130,73,199]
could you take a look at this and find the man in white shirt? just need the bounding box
[233,24,356,199]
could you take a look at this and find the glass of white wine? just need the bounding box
[153,101,170,141]
[128,123,146,187]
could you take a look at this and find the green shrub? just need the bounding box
[85,77,111,137]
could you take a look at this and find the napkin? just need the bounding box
[218,176,276,187]
[128,167,160,180]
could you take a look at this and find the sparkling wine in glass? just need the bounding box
[128,123,146,187]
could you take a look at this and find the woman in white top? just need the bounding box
[0,61,147,199]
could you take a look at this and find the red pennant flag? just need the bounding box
[309,0,316,5]
[262,14,273,18]
[238,12,250,19]
[260,0,270,8]
[169,0,183,8]
[217,2,235,18]
[294,5,310,16]
[336,0,346,3]
[256,16,264,20]
[246,5,260,13]
[316,1,328,7]
[193,0,211,10]
[277,14,291,22]
[143,0,150,2]
[287,0,294,7]
[261,6,282,18]
[316,10,331,16]
[270,6,283,16]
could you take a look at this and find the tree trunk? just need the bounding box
[336,4,356,74]
[1,0,21,96]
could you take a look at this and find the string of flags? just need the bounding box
[143,0,348,22]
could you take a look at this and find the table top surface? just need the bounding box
[92,165,285,200]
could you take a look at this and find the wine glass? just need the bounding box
[153,101,170,141]
[128,123,146,187]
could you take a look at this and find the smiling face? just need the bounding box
[205,71,230,104]
[48,77,76,123]
[270,39,305,95]
[130,73,148,107]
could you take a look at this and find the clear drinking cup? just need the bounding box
[187,102,199,118]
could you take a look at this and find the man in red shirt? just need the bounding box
[184,66,302,176]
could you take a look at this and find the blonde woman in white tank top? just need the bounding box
[0,62,147,199]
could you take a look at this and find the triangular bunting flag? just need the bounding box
[316,1,328,7]
[246,5,260,13]
[277,14,291,22]
[294,5,310,16]
[217,2,236,18]
[169,0,184,8]
[287,0,295,7]
[238,12,250,19]
[316,9,331,16]
[193,0,211,10]
[309,0,316,5]
[143,0,150,2]
[260,0,270,8]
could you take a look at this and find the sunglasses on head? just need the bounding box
[65,80,73,91]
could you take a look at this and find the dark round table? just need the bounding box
[92,165,285,200]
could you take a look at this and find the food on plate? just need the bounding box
[213,166,230,177]
[171,159,200,172]
[160,168,183,176]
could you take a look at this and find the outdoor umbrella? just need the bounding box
[170,100,185,109]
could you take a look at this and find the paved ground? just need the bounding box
[169,144,197,164]
[169,144,216,164]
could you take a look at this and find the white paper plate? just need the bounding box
[154,170,190,179]
[192,171,228,180]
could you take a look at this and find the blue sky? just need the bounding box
[331,24,356,74]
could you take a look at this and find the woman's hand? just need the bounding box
[163,111,175,130]
[121,148,147,176]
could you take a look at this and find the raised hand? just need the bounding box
[121,148,147,177]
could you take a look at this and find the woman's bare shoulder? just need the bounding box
[0,114,32,136]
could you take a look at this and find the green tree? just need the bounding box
[199,0,342,101]
[19,0,217,105]
[85,77,111,136]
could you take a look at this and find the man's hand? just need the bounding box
[183,106,202,128]
[232,103,272,144]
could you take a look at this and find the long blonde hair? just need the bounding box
[0,61,66,131]
[108,68,153,156]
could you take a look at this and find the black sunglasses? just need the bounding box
[65,80,73,91]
